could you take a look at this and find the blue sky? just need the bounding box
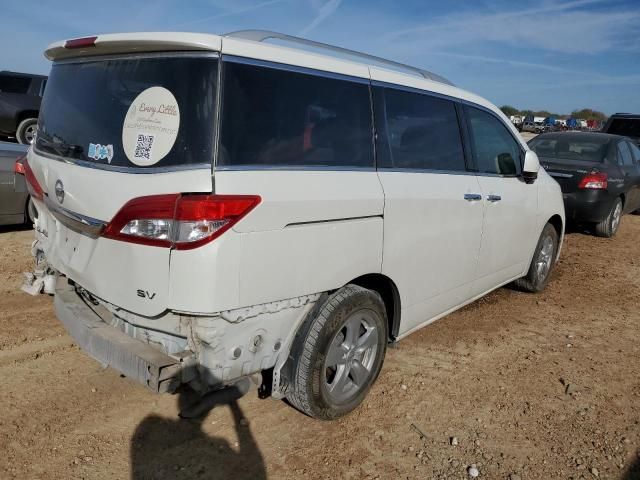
[2,0,639,115]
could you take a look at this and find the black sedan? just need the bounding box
[528,132,640,237]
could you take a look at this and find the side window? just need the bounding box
[375,87,466,171]
[617,142,634,166]
[627,141,640,164]
[0,75,31,94]
[466,106,521,175]
[218,61,373,168]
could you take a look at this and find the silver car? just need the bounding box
[0,141,34,225]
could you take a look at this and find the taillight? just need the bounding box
[102,194,261,250]
[578,172,608,190]
[23,158,44,201]
[14,155,26,175]
[64,36,97,49]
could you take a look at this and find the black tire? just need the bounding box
[25,196,38,225]
[594,197,622,238]
[16,118,38,145]
[514,223,559,293]
[286,284,387,420]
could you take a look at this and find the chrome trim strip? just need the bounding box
[54,51,220,65]
[286,214,381,228]
[31,147,212,174]
[223,54,370,84]
[215,165,376,172]
[547,171,573,178]
[378,167,475,176]
[44,195,106,239]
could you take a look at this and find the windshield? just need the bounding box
[35,54,218,169]
[606,118,640,138]
[529,136,608,162]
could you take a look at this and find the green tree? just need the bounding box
[500,105,519,117]
[571,108,607,121]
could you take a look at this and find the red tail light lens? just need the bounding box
[23,158,44,201]
[14,155,26,175]
[102,194,261,250]
[64,36,97,49]
[578,172,608,190]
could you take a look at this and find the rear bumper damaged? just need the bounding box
[53,278,320,396]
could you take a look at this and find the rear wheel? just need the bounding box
[16,118,38,145]
[514,223,559,293]
[594,198,622,238]
[286,285,387,420]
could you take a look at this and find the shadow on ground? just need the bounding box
[131,382,266,480]
[0,223,32,234]
[624,457,640,480]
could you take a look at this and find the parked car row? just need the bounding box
[530,132,640,237]
[12,30,640,420]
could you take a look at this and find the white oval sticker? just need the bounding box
[122,86,180,166]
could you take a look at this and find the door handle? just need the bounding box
[464,193,482,201]
[487,194,502,202]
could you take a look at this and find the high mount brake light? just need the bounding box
[23,158,44,201]
[14,155,26,175]
[578,172,608,190]
[64,36,97,49]
[102,194,261,250]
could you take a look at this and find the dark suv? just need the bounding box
[602,113,640,147]
[0,71,47,144]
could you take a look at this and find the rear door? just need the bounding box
[371,82,483,335]
[463,105,538,295]
[617,140,640,212]
[29,53,218,316]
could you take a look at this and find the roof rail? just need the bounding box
[224,30,454,86]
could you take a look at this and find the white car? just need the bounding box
[24,31,565,420]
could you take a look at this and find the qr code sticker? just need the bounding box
[134,133,155,161]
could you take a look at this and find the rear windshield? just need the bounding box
[35,55,218,169]
[605,118,640,138]
[528,136,608,162]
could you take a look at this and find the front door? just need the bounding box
[463,106,539,296]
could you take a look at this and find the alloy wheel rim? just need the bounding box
[535,235,554,283]
[24,124,36,144]
[611,202,622,232]
[323,310,379,404]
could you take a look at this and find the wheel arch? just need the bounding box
[347,273,401,342]
[17,110,39,125]
[547,214,563,239]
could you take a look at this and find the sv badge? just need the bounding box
[137,289,156,300]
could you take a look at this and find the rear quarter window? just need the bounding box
[218,60,373,169]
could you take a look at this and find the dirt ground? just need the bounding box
[1,215,639,480]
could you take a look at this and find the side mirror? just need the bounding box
[522,150,540,184]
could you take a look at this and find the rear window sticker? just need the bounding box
[122,86,180,167]
[88,143,114,163]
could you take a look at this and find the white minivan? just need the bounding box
[25,31,564,419]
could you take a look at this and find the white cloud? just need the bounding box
[299,0,342,36]
[173,0,286,28]
[383,0,640,54]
